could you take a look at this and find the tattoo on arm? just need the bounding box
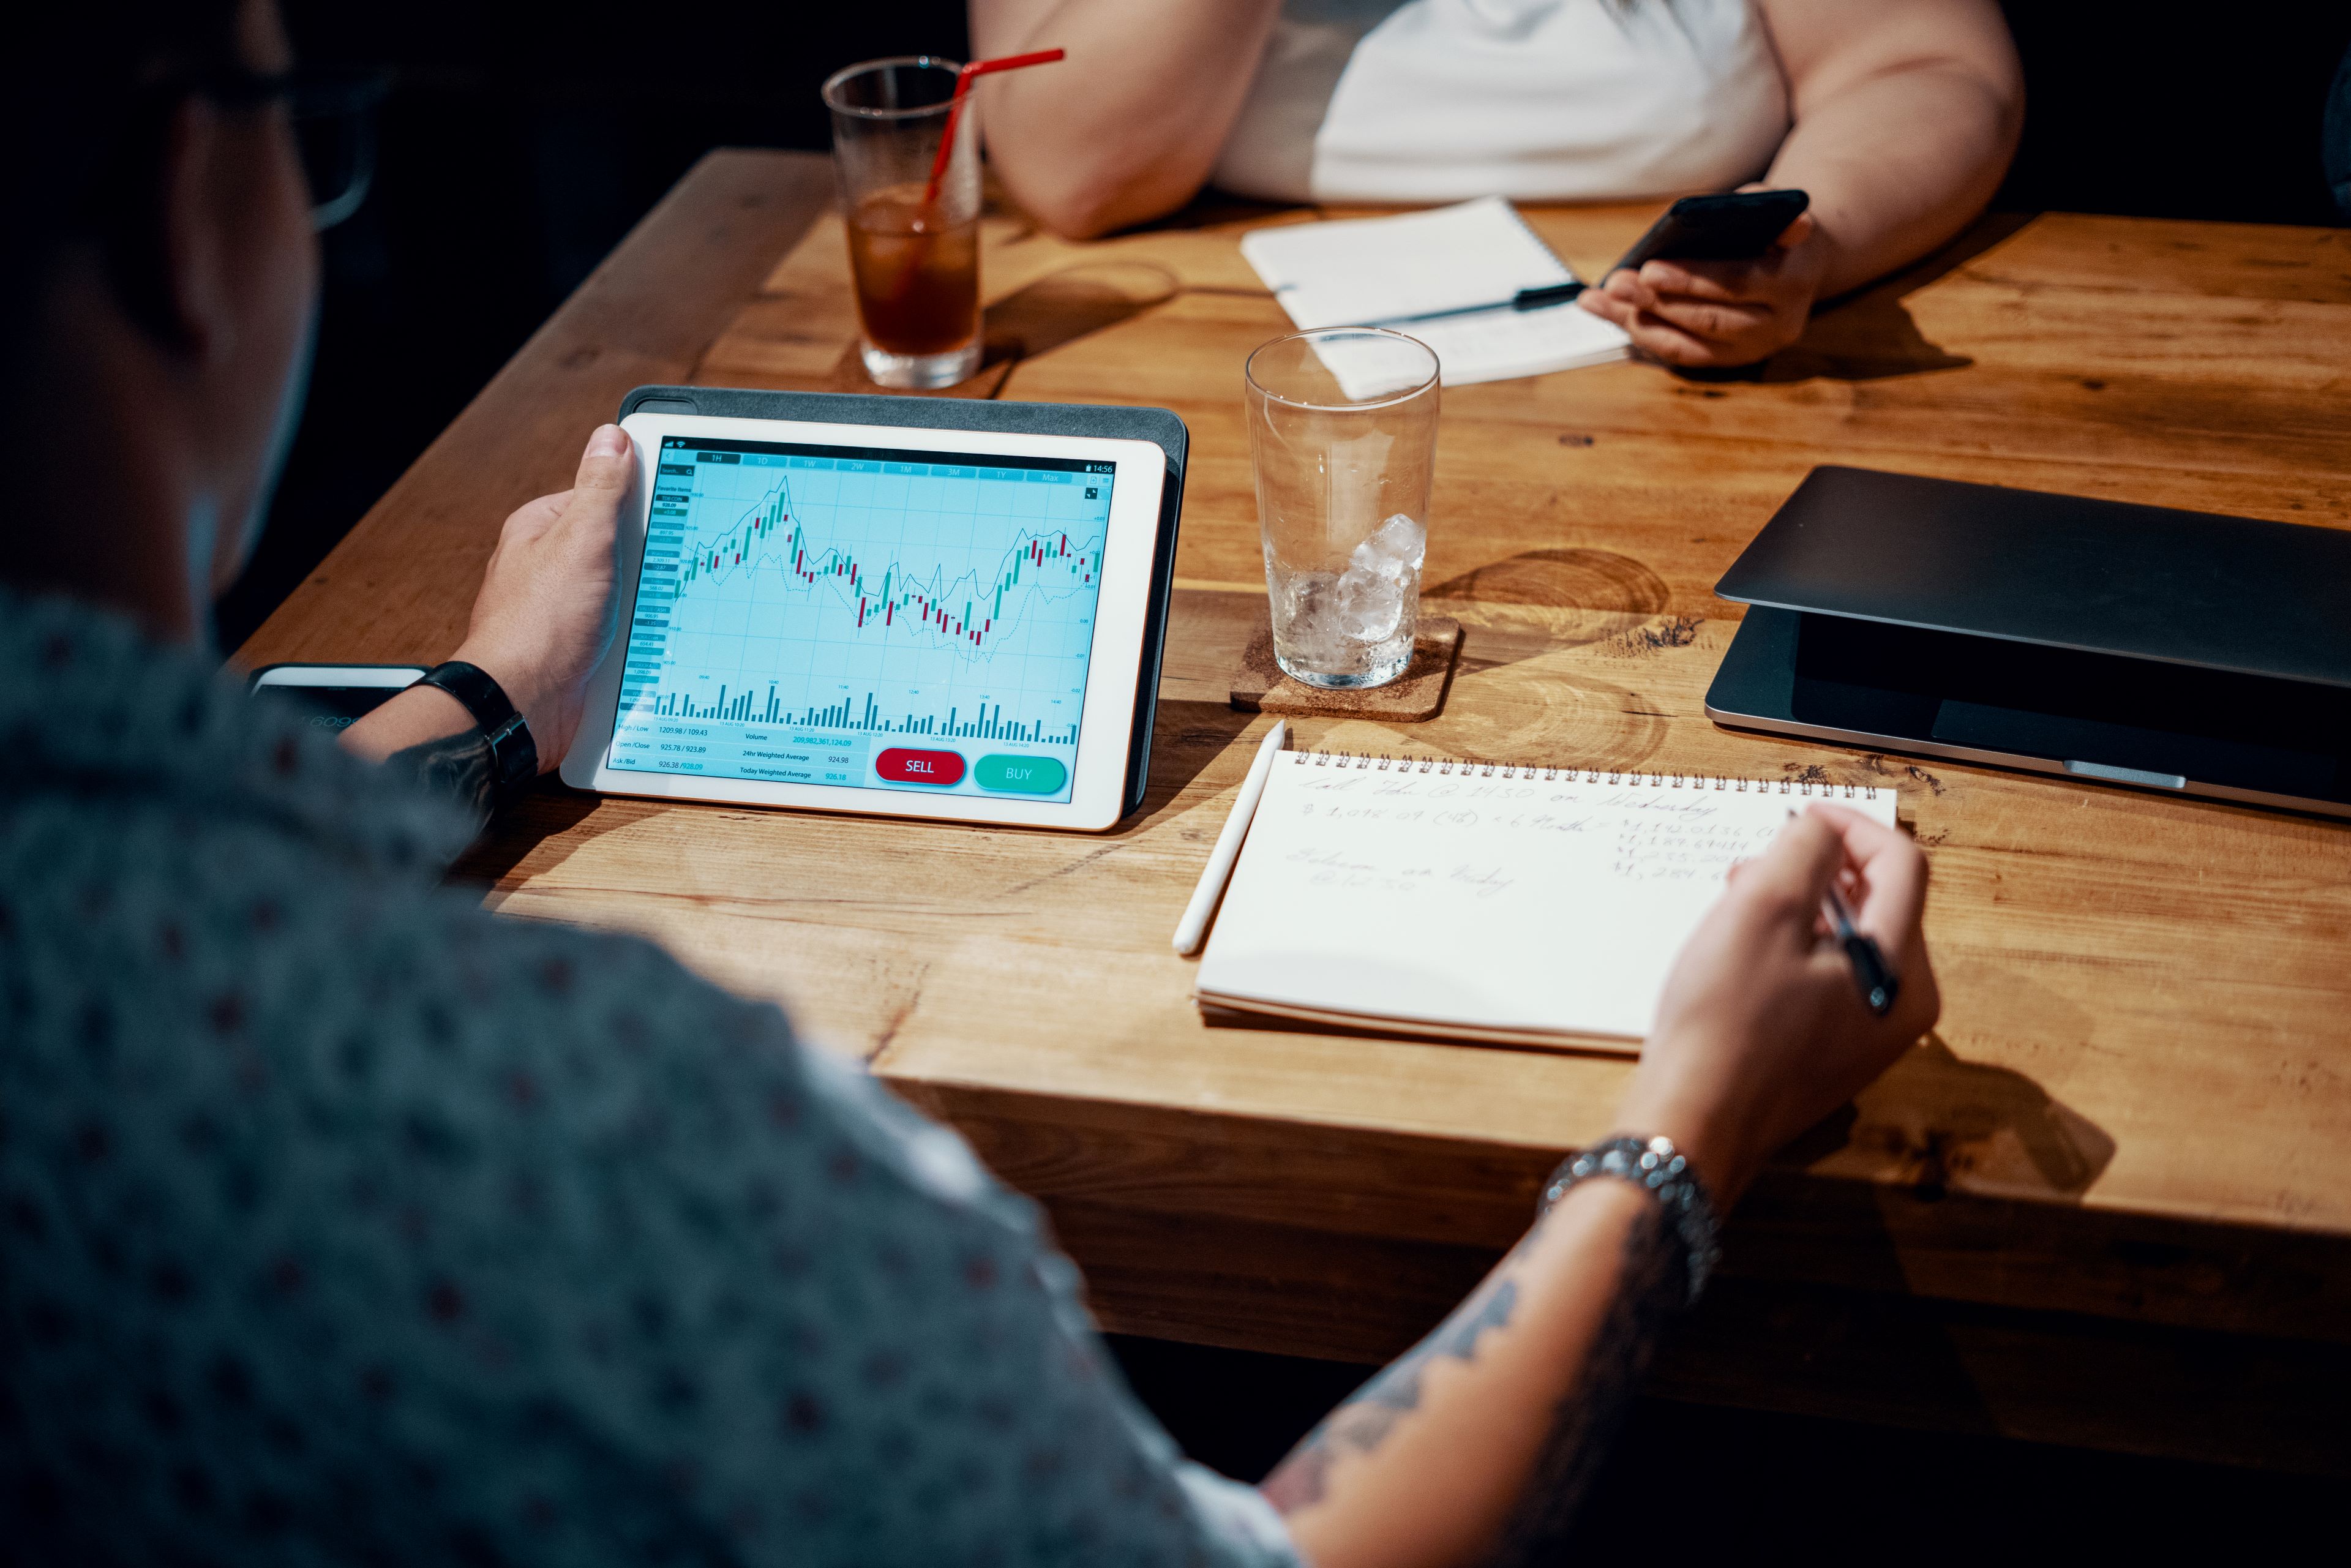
[386,726,497,829]
[1482,1202,1684,1566]
[1260,1274,1523,1514]
[1258,1199,1689,1564]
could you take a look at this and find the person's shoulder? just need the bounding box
[206,852,1008,1233]
[0,587,477,872]
[0,588,827,1171]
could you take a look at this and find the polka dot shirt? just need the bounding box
[0,592,1300,1567]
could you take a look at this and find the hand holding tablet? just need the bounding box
[558,394,1183,832]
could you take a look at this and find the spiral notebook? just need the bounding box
[1193,751,1899,1052]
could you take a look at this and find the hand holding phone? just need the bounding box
[1610,189,1811,272]
[1578,187,1825,370]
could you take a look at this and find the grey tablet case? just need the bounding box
[617,385,1189,820]
[1706,466,2351,817]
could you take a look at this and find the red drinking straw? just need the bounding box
[920,48,1067,207]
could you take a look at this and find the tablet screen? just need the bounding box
[607,436,1112,803]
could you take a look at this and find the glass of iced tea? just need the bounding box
[822,57,983,389]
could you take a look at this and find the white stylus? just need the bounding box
[1172,720,1288,956]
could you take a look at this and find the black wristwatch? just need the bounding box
[416,660,538,810]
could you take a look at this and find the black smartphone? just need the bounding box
[247,662,427,733]
[1610,189,1810,274]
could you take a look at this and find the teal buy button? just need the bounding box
[974,754,1068,795]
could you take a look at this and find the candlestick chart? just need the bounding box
[611,443,1111,770]
[664,471,1100,656]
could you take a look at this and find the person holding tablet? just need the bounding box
[548,418,1176,833]
[971,0,2023,367]
[1,3,1939,1565]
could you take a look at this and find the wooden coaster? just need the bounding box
[1229,617,1462,722]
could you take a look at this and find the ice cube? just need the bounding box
[1333,563,1406,643]
[1349,512,1425,579]
[1279,569,1351,661]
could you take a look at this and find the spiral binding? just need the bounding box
[1285,748,1886,799]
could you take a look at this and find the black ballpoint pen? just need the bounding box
[1369,280,1588,327]
[1822,880,1900,1016]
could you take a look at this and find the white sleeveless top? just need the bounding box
[1211,0,1791,204]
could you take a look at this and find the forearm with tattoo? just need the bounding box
[1261,1195,1690,1564]
[1262,1277,1526,1516]
[1482,1204,1683,1564]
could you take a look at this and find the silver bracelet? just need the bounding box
[1539,1135,1721,1305]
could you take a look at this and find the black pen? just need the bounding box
[1822,880,1899,1017]
[1370,280,1588,327]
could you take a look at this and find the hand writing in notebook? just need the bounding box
[1193,757,1905,1046]
[1256,801,1938,1564]
[1619,803,1941,1204]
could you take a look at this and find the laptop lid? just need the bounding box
[1713,467,2351,691]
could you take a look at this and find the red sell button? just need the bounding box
[875,747,967,787]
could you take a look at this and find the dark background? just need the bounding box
[234,0,2349,1536]
[229,0,2351,649]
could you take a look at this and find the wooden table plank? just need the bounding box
[246,149,2351,1469]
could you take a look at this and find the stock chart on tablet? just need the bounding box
[607,436,1113,802]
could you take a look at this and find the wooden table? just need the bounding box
[242,149,2351,1475]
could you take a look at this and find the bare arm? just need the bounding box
[1265,1179,1684,1567]
[1760,0,2023,296]
[1583,0,2022,366]
[1265,808,1942,1567]
[343,424,633,772]
[969,0,1283,238]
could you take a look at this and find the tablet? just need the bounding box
[560,405,1176,832]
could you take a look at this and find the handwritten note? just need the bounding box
[1194,756,1897,1047]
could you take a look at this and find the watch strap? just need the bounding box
[416,660,538,809]
[1539,1135,1721,1305]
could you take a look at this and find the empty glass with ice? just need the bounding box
[1245,329,1440,688]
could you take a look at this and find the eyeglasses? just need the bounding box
[184,64,391,232]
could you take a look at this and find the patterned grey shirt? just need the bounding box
[0,590,1300,1567]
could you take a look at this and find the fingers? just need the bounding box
[1597,268,1665,312]
[1635,260,1772,304]
[568,425,634,522]
[537,426,634,568]
[1792,803,1940,1038]
[1644,296,1774,342]
[1732,810,1850,935]
[1604,262,1771,328]
[1616,270,1776,342]
[1802,803,1930,960]
[501,422,631,546]
[1580,288,1737,367]
[1584,270,1783,364]
[1578,287,1625,328]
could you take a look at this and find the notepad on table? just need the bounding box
[1193,750,1898,1052]
[1239,197,1632,396]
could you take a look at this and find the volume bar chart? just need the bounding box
[641,684,1078,744]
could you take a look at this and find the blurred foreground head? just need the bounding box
[4,0,317,640]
